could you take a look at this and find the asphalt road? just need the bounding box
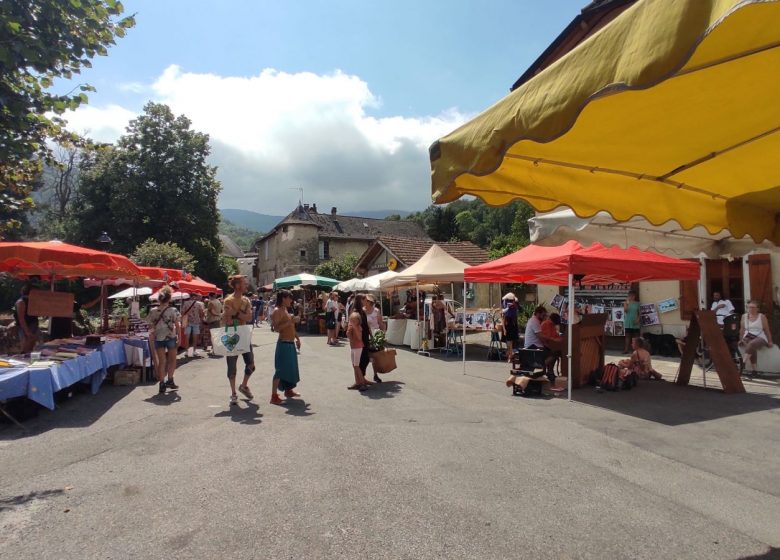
[1,327,779,560]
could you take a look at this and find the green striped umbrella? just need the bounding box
[272,273,340,289]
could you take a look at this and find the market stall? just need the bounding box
[464,241,712,399]
[0,241,153,416]
[380,245,469,354]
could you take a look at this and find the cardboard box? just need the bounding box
[113,368,141,386]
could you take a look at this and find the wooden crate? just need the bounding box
[113,368,141,386]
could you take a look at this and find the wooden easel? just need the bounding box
[677,310,745,393]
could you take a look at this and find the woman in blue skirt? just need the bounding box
[270,290,301,404]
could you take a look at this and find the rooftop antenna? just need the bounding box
[288,186,304,206]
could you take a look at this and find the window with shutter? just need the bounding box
[748,254,773,313]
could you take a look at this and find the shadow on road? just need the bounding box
[575,380,780,426]
[0,488,64,511]
[362,380,404,399]
[0,383,137,440]
[282,398,314,417]
[214,401,263,424]
[143,391,182,406]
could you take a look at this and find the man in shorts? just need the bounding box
[181,293,205,357]
[205,292,222,355]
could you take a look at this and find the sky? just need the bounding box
[63,0,586,215]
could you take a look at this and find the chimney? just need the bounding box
[331,207,337,216]
[303,203,310,211]
[311,203,317,213]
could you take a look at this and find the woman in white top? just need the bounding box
[364,295,385,333]
[739,299,774,373]
[364,295,386,383]
[325,292,339,346]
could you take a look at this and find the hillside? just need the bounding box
[219,209,282,232]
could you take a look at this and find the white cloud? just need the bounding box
[63,65,468,214]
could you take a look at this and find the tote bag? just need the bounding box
[210,322,253,356]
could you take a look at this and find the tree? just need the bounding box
[0,0,134,238]
[130,239,197,273]
[315,254,359,281]
[71,103,224,282]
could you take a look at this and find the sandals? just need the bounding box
[284,389,300,398]
[270,393,284,405]
[238,385,254,399]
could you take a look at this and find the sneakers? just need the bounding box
[230,393,238,405]
[165,379,179,390]
[158,381,166,394]
[238,384,254,400]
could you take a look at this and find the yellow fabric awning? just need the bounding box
[430,0,780,244]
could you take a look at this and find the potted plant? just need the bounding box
[368,329,397,373]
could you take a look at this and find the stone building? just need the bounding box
[254,204,429,286]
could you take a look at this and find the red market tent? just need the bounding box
[138,266,191,284]
[0,241,144,280]
[177,277,222,296]
[464,240,700,285]
[464,241,702,400]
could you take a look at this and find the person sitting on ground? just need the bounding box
[618,337,662,380]
[539,312,564,375]
[739,299,774,374]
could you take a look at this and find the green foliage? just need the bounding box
[368,329,386,352]
[314,253,359,281]
[218,219,262,252]
[219,255,239,278]
[130,239,198,273]
[384,214,401,221]
[406,199,534,254]
[70,103,223,282]
[0,0,134,238]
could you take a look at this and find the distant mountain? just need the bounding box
[219,209,282,232]
[341,210,412,219]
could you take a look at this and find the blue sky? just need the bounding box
[65,0,586,214]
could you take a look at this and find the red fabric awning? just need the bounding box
[464,241,701,285]
[177,277,222,296]
[138,266,191,283]
[0,241,144,280]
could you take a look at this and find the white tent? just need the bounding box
[380,245,468,290]
[150,290,190,302]
[528,209,777,259]
[334,270,400,292]
[380,245,469,358]
[108,286,152,299]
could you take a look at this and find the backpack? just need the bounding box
[599,363,621,391]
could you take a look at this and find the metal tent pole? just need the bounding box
[567,274,574,402]
[462,281,467,375]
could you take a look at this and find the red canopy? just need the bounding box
[138,266,191,283]
[0,241,144,280]
[177,276,222,296]
[464,241,700,285]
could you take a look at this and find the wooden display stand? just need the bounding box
[677,310,745,393]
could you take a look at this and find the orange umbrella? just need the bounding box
[138,266,191,283]
[0,241,144,280]
[177,276,222,296]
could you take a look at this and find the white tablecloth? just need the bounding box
[386,319,407,346]
[404,320,422,350]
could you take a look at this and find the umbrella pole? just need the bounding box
[567,274,574,402]
[100,279,106,334]
[416,283,421,353]
[462,281,467,375]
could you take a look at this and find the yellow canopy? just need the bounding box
[430,0,780,244]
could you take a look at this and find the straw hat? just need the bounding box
[502,292,517,300]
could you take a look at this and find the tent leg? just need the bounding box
[462,282,467,374]
[698,257,707,381]
[567,274,574,402]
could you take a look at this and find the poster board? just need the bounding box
[27,289,75,318]
[561,283,632,335]
[639,303,660,326]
